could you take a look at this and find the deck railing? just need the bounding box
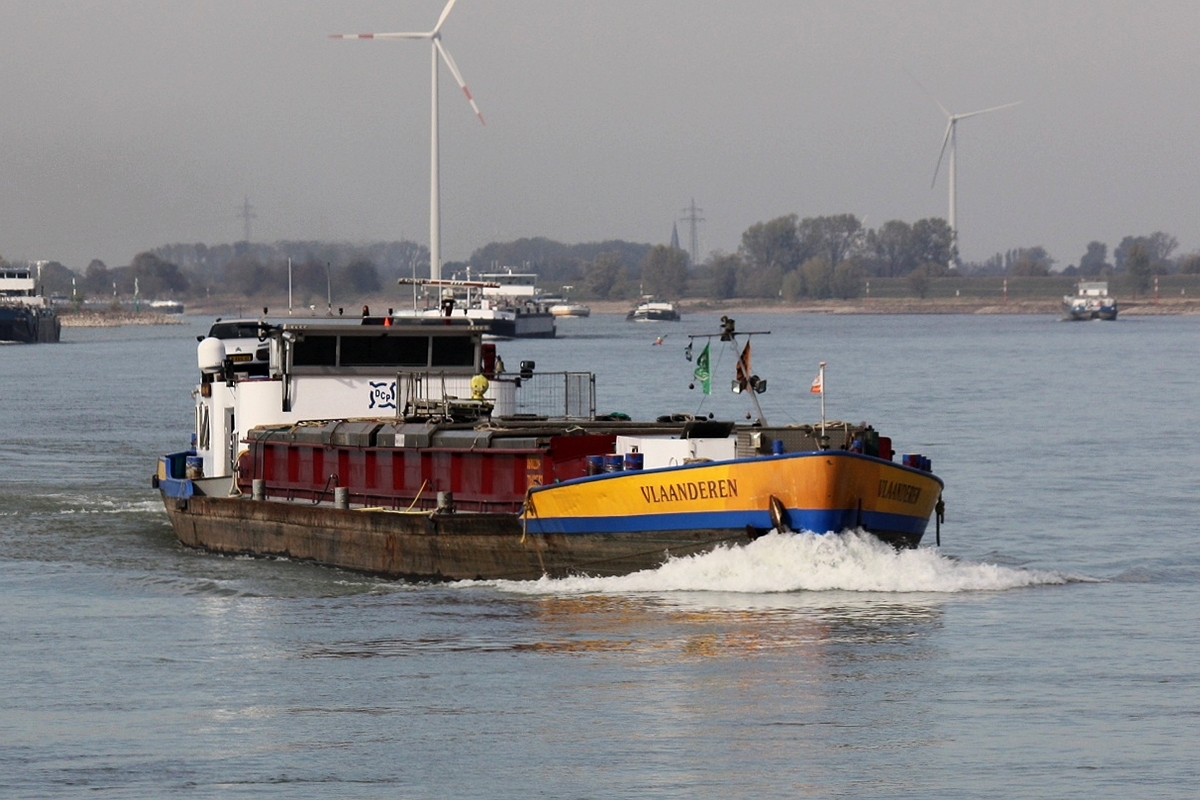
[505,371,595,420]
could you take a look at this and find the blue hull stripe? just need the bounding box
[523,507,930,537]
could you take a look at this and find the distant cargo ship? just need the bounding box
[398,270,557,338]
[150,299,185,314]
[627,297,680,322]
[0,262,61,343]
[548,285,590,317]
[1063,281,1118,321]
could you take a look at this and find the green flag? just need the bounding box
[693,342,711,395]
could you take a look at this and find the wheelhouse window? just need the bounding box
[431,335,475,367]
[340,335,428,367]
[292,335,338,366]
[288,331,477,370]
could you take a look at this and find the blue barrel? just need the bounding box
[772,439,785,455]
[624,452,644,470]
[585,455,605,475]
[603,454,624,472]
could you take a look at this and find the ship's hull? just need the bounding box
[627,307,680,322]
[161,481,752,581]
[0,305,61,343]
[158,449,940,580]
[524,450,941,549]
[550,303,590,318]
[1063,306,1118,321]
[482,311,557,339]
[415,307,557,338]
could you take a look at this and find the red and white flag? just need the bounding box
[810,366,823,394]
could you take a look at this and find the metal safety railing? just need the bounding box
[507,371,595,420]
[392,369,596,421]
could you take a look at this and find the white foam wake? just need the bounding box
[54,497,166,515]
[487,531,1073,595]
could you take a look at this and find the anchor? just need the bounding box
[768,495,792,534]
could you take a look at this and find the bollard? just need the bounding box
[334,487,349,509]
[252,478,265,501]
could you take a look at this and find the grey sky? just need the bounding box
[1,1,1197,271]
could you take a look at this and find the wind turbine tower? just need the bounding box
[332,0,485,281]
[930,98,1020,271]
[679,199,704,266]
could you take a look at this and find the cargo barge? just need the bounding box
[155,315,944,580]
[1063,281,1118,321]
[0,262,60,344]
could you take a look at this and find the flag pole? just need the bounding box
[819,361,826,440]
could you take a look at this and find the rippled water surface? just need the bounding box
[2,313,1199,798]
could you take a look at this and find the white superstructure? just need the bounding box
[192,319,516,480]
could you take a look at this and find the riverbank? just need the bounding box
[58,310,183,327]
[96,294,1200,322]
[585,296,1200,316]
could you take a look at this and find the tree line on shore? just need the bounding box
[4,215,1193,305]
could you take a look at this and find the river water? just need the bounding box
[2,311,1198,798]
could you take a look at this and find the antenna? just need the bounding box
[237,196,257,243]
[679,199,705,266]
[331,0,485,282]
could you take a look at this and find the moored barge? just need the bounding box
[0,261,60,344]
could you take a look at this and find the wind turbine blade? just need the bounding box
[330,31,431,40]
[901,66,951,118]
[433,0,460,35]
[954,101,1022,122]
[931,121,953,188]
[435,38,485,125]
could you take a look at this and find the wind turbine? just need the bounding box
[332,0,485,282]
[930,98,1020,271]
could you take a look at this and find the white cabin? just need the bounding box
[192,319,517,480]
